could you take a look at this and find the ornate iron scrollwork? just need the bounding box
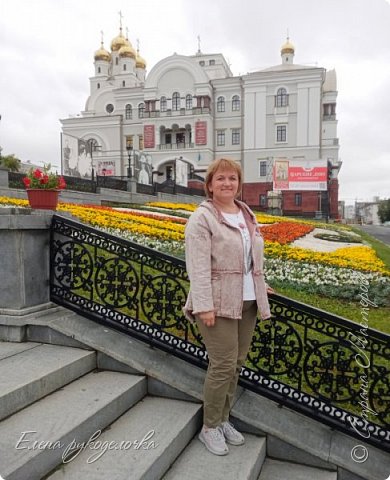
[50,214,390,453]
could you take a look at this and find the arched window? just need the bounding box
[123,64,127,71]
[138,103,145,118]
[116,57,119,65]
[97,83,100,89]
[160,96,167,112]
[172,92,180,111]
[217,96,225,113]
[98,67,101,73]
[276,88,288,107]
[125,104,132,119]
[186,94,192,110]
[232,95,240,111]
[122,81,125,87]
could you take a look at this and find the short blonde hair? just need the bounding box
[204,158,242,198]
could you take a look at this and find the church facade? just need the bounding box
[60,27,341,218]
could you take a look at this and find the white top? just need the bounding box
[222,210,256,301]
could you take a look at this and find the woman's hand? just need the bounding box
[266,285,275,294]
[198,311,216,327]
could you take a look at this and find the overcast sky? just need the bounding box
[1,0,389,204]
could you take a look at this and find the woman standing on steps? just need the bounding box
[184,158,273,456]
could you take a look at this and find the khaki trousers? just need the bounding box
[195,300,258,428]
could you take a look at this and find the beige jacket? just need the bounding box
[183,199,271,322]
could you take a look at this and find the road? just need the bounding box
[355,225,390,246]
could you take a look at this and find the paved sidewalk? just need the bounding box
[291,228,361,252]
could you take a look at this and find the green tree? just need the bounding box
[378,198,390,223]
[0,154,21,172]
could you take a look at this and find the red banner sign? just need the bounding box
[273,159,328,191]
[195,121,207,145]
[144,125,155,148]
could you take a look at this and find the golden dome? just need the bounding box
[111,28,127,52]
[94,42,111,62]
[136,50,146,69]
[281,38,295,55]
[119,41,136,59]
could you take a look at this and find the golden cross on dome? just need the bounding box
[100,30,104,44]
[126,26,129,39]
[118,10,123,29]
[197,35,201,53]
[137,38,140,53]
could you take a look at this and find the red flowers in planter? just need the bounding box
[23,165,66,190]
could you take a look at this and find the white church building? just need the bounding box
[60,25,341,218]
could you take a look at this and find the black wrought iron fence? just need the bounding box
[8,171,26,189]
[136,183,155,195]
[8,171,97,194]
[97,175,128,191]
[61,175,97,193]
[50,215,390,452]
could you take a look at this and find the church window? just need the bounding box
[138,103,145,118]
[172,92,180,111]
[232,129,240,145]
[217,96,225,113]
[323,103,336,119]
[217,130,225,146]
[276,125,287,142]
[160,96,167,112]
[106,104,114,114]
[259,161,267,176]
[275,88,288,107]
[232,95,240,111]
[186,94,192,110]
[125,104,132,119]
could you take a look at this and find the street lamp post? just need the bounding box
[126,143,133,178]
[88,139,101,181]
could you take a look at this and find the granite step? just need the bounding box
[0,341,96,421]
[46,396,202,480]
[163,432,266,480]
[0,371,147,480]
[258,458,338,480]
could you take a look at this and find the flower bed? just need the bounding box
[1,196,389,305]
[260,222,314,244]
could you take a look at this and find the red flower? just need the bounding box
[23,177,31,188]
[57,176,66,189]
[40,175,49,185]
[33,169,43,179]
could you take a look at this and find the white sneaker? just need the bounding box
[221,421,245,446]
[198,426,229,455]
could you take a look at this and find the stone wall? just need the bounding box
[0,209,54,313]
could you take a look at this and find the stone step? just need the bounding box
[163,432,266,480]
[0,341,96,421]
[46,396,202,479]
[0,371,147,480]
[258,459,338,480]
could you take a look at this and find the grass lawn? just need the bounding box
[273,284,390,335]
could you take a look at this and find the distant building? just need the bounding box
[19,160,41,173]
[355,201,381,225]
[61,25,341,218]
